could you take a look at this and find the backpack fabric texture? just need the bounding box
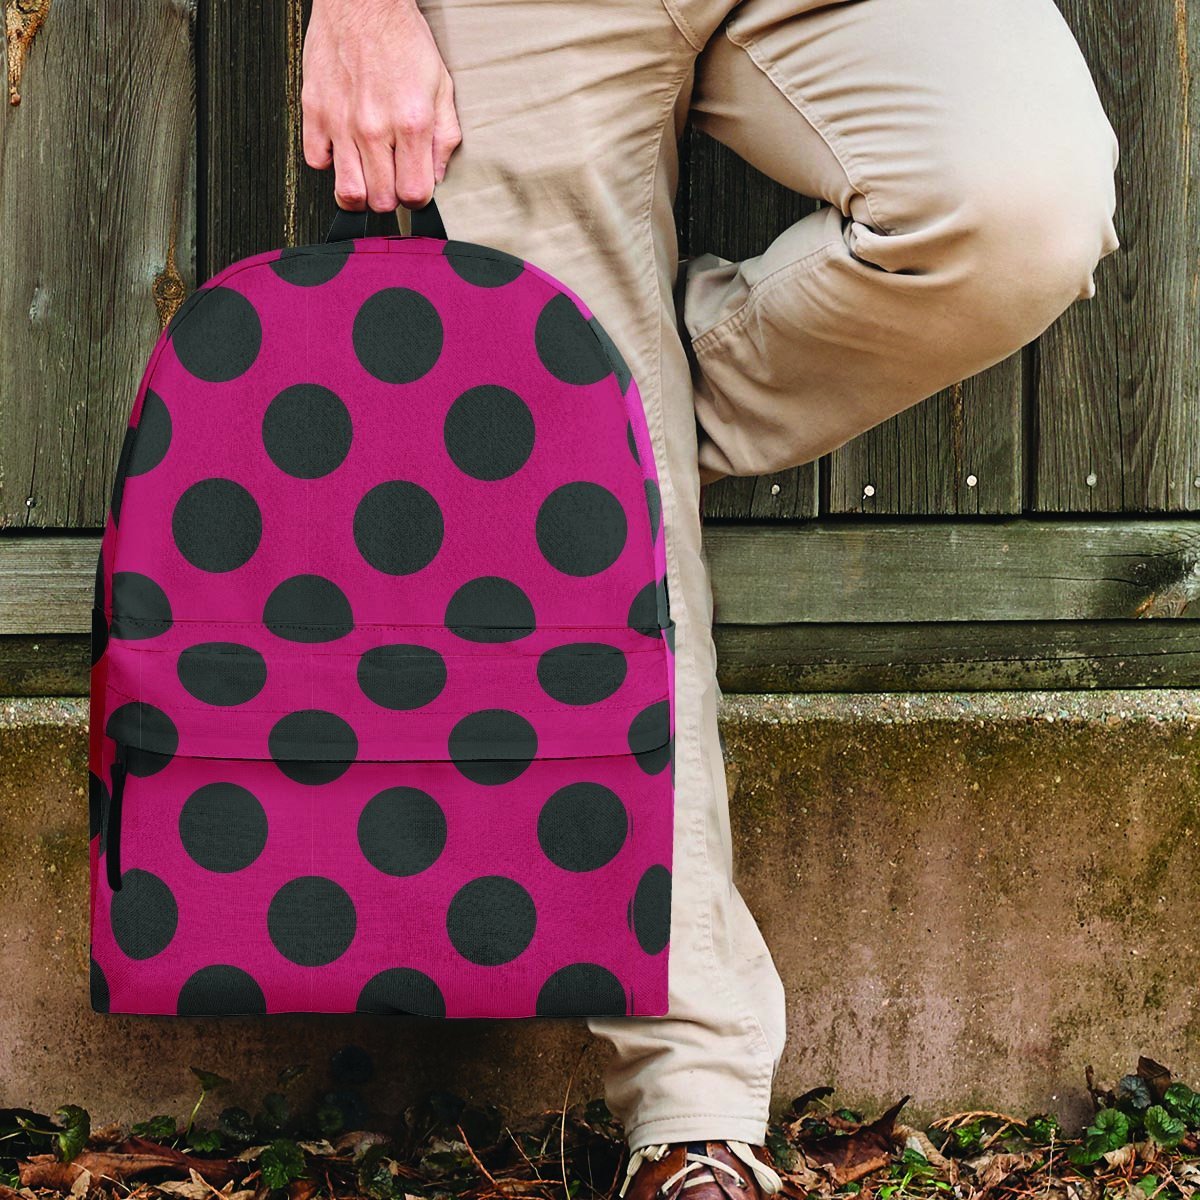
[88,213,676,1019]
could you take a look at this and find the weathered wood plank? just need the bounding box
[5,619,1199,697]
[8,522,1200,637]
[0,0,196,528]
[202,0,329,277]
[1035,0,1200,512]
[704,520,1200,623]
[0,636,89,696]
[825,354,1025,516]
[682,129,820,520]
[715,620,1200,692]
[0,538,98,634]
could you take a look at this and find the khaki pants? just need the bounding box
[415,0,1120,1148]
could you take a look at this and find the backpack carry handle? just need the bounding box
[325,196,447,243]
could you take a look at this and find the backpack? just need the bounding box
[88,200,676,1019]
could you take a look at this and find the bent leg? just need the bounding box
[415,0,787,1147]
[684,0,1121,484]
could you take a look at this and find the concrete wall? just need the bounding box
[4,691,1200,1130]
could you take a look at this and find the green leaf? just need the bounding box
[1069,1107,1131,1165]
[316,1102,345,1138]
[191,1068,231,1094]
[1137,1176,1160,1195]
[1025,1114,1061,1145]
[1145,1106,1186,1149]
[187,1129,223,1153]
[132,1115,178,1141]
[952,1121,984,1153]
[260,1138,307,1190]
[218,1107,256,1146]
[1088,1108,1130,1151]
[357,1143,398,1200]
[1119,1076,1154,1113]
[1163,1084,1200,1128]
[52,1106,90,1163]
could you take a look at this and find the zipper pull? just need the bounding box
[106,744,128,892]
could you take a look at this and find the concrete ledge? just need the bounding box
[4,692,1200,1128]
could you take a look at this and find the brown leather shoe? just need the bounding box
[618,1141,798,1200]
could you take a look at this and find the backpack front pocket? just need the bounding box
[91,621,675,1019]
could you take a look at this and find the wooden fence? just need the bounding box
[2,0,1198,695]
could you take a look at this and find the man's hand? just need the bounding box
[302,0,462,212]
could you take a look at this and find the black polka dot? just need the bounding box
[177,642,267,706]
[445,577,535,642]
[269,711,358,784]
[536,963,628,1016]
[173,478,262,572]
[354,481,444,575]
[105,703,178,770]
[89,770,109,850]
[179,782,268,872]
[264,575,354,642]
[444,385,535,480]
[177,965,266,1015]
[357,967,446,1016]
[630,865,671,954]
[446,876,536,966]
[110,428,135,525]
[448,709,538,784]
[627,420,640,464]
[127,391,173,476]
[644,479,662,543]
[535,293,612,385]
[444,243,525,287]
[110,868,178,959]
[171,286,262,383]
[357,786,446,876]
[588,317,633,394]
[91,603,109,667]
[90,957,110,1013]
[263,384,353,478]
[628,578,669,636]
[537,482,627,576]
[353,288,443,383]
[270,242,352,287]
[537,642,628,706]
[538,783,627,872]
[111,572,173,639]
[357,644,447,710]
[628,701,671,775]
[268,876,356,966]
[92,548,108,665]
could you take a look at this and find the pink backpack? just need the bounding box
[89,202,675,1019]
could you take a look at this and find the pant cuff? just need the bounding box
[624,1113,770,1152]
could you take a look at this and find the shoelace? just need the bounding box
[618,1141,784,1198]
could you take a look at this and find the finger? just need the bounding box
[394,108,436,208]
[331,136,368,210]
[303,119,333,171]
[358,130,399,212]
[431,96,462,183]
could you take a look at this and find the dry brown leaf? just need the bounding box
[799,1096,908,1186]
[973,1151,1038,1190]
[895,1126,951,1169]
